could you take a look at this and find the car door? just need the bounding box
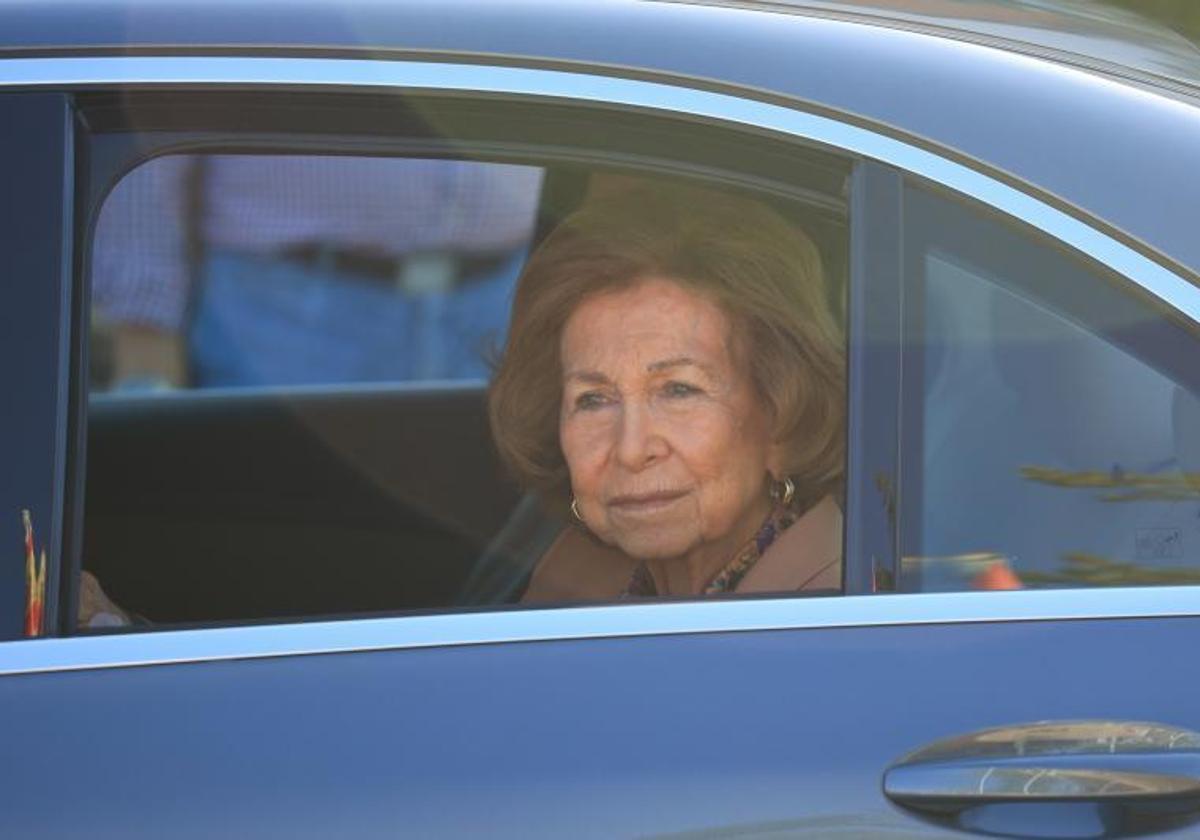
[2,56,1200,840]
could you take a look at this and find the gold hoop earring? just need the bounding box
[781,476,795,506]
[571,498,584,524]
[773,476,795,507]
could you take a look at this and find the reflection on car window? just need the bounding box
[901,184,1200,592]
[82,155,848,633]
[90,154,543,392]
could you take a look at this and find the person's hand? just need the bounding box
[78,570,132,628]
[107,323,186,391]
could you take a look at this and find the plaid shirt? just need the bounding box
[92,154,543,331]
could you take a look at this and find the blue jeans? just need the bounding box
[188,249,523,387]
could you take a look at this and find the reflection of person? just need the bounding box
[489,187,845,600]
[92,154,542,389]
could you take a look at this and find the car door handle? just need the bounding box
[884,721,1200,838]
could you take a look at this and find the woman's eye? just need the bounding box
[664,381,701,398]
[574,392,608,411]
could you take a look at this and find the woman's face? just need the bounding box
[560,277,784,561]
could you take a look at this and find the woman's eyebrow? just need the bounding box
[647,356,712,375]
[563,369,610,385]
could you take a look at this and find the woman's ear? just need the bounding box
[765,438,788,483]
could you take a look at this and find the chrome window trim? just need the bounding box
[2,587,1199,676]
[0,56,1197,674]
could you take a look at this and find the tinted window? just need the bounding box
[900,183,1200,591]
[79,138,850,632]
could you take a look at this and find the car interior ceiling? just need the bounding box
[81,163,849,629]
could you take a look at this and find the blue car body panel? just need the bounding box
[4,615,1200,836]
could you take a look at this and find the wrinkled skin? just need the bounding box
[559,277,784,595]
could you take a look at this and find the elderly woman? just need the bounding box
[489,186,845,601]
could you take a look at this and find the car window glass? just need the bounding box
[900,183,1200,592]
[80,149,849,633]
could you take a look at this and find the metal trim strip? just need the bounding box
[2,587,1199,676]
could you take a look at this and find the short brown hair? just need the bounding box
[489,185,844,511]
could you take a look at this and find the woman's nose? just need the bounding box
[614,401,668,469]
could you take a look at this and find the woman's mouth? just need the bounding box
[607,490,688,516]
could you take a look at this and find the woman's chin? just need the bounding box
[606,525,696,562]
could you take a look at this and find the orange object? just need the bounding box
[21,511,46,637]
[972,561,1023,591]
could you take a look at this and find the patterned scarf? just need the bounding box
[620,502,800,597]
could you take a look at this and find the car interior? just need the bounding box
[77,98,852,628]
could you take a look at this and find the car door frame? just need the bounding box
[0,92,74,640]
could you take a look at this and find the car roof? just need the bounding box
[715,0,1200,92]
[9,0,1200,92]
[4,0,1200,277]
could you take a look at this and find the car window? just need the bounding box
[77,125,851,632]
[898,181,1200,592]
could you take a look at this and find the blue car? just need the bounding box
[3,1,1200,836]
